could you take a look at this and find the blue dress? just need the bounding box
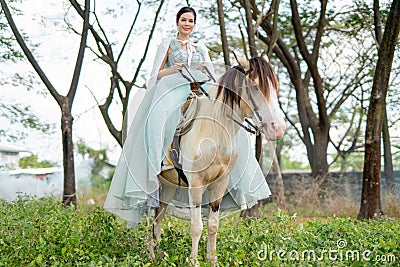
[104,39,271,226]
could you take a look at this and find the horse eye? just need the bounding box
[253,85,259,91]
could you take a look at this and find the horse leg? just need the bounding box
[206,175,229,265]
[154,181,176,239]
[149,179,176,260]
[189,179,206,265]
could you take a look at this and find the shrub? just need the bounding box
[0,197,399,266]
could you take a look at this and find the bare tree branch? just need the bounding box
[131,0,165,87]
[67,1,90,105]
[117,0,142,64]
[253,0,266,33]
[266,0,280,59]
[99,79,122,145]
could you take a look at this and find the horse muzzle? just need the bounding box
[261,121,286,141]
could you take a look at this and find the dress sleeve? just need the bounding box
[146,37,172,89]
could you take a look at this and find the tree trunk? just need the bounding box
[61,110,76,207]
[358,0,400,220]
[373,0,395,194]
[217,0,230,66]
[310,134,330,191]
[241,0,263,218]
[244,0,257,57]
[382,110,395,192]
[359,106,383,219]
[270,142,286,209]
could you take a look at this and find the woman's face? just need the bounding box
[177,12,195,37]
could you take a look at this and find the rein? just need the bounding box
[227,115,260,135]
[179,64,214,98]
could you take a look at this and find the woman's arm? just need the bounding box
[197,41,215,77]
[157,47,184,79]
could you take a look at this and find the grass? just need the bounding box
[0,195,399,266]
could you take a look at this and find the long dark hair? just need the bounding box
[176,6,196,24]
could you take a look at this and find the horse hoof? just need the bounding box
[206,255,218,266]
[148,249,156,261]
[147,240,157,260]
[189,258,200,267]
[158,249,165,259]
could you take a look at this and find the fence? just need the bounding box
[266,171,400,202]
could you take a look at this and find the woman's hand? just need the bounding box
[199,63,206,73]
[172,62,184,72]
[157,62,184,80]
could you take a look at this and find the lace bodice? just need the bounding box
[167,39,204,70]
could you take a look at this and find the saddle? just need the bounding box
[162,93,201,186]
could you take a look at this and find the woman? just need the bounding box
[105,7,271,226]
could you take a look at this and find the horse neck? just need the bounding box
[195,86,242,139]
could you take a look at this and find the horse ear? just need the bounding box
[232,51,250,71]
[260,51,269,63]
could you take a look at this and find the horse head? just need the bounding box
[231,52,286,141]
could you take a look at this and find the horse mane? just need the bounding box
[215,56,279,107]
[247,57,279,101]
[215,66,245,110]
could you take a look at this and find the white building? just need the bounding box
[0,144,30,170]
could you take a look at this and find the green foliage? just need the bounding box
[280,154,310,171]
[0,102,54,142]
[1,1,51,142]
[18,154,54,169]
[0,197,399,266]
[0,0,24,64]
[75,139,112,192]
[76,139,107,173]
[330,151,365,172]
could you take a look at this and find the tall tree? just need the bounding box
[241,0,283,217]
[242,0,259,218]
[0,0,90,207]
[371,0,396,192]
[244,0,264,166]
[358,0,400,220]
[237,0,330,184]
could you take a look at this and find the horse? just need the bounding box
[149,52,286,266]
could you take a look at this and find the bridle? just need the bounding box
[231,65,265,135]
